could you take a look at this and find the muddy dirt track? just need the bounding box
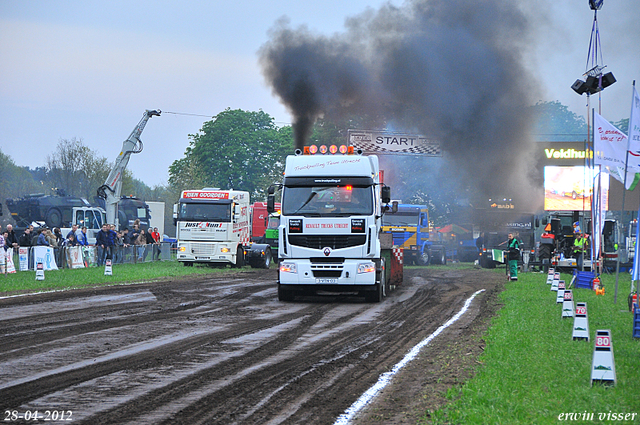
[0,266,504,425]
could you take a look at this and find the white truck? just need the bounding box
[174,188,271,268]
[267,145,395,302]
[60,206,107,245]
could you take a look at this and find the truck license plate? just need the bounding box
[316,278,338,284]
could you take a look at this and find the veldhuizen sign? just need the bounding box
[348,130,441,156]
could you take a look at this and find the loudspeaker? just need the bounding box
[601,72,616,89]
[586,75,602,94]
[572,79,589,95]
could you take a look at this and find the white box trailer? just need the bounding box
[146,201,165,236]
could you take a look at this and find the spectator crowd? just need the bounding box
[1,220,167,269]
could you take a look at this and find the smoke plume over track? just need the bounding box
[259,0,542,207]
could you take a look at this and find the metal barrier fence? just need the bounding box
[1,242,175,272]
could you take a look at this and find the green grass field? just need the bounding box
[427,267,640,424]
[0,260,238,294]
[2,261,639,423]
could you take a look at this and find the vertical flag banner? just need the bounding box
[633,206,640,285]
[594,112,630,170]
[592,172,603,260]
[629,85,640,161]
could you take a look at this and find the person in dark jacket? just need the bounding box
[62,233,78,247]
[122,228,131,246]
[53,227,63,246]
[19,227,33,247]
[96,224,116,266]
[5,224,19,249]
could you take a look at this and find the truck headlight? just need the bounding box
[221,247,230,253]
[179,246,186,252]
[280,262,297,273]
[357,262,376,274]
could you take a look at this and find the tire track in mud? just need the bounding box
[0,267,501,425]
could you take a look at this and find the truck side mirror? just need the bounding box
[173,204,178,226]
[267,194,275,213]
[381,186,391,204]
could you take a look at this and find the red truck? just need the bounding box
[251,202,280,242]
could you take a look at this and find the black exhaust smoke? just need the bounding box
[259,1,543,209]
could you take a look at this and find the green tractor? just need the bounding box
[264,212,280,262]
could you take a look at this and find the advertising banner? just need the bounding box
[1,248,16,274]
[66,246,85,269]
[34,246,58,271]
[18,247,29,271]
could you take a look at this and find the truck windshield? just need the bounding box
[382,212,419,227]
[282,185,373,216]
[179,202,232,222]
[267,215,280,229]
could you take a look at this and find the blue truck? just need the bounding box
[381,204,447,265]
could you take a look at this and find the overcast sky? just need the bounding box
[1,0,638,187]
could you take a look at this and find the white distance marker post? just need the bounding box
[591,330,616,386]
[573,302,589,340]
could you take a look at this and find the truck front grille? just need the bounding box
[310,262,344,278]
[190,243,216,255]
[288,235,366,250]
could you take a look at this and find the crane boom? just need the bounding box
[97,109,161,228]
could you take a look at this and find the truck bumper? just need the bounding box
[278,259,377,287]
[177,242,236,264]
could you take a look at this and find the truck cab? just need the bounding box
[268,145,392,302]
[175,189,250,267]
[381,204,446,265]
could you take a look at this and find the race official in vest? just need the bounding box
[573,232,587,271]
[507,233,521,281]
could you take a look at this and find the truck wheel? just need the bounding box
[366,281,383,303]
[261,249,272,269]
[418,250,430,266]
[183,262,194,267]
[45,208,63,228]
[234,246,245,268]
[278,285,294,302]
[367,261,385,303]
[437,250,447,265]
